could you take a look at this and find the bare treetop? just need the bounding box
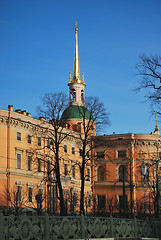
[36,92,69,123]
[135,54,161,116]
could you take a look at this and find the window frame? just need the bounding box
[64,163,68,176]
[27,155,32,171]
[37,158,42,172]
[27,135,32,144]
[28,187,33,203]
[37,137,42,147]
[64,145,68,153]
[17,132,22,141]
[16,186,22,203]
[16,153,22,169]
[72,147,75,155]
[118,150,127,158]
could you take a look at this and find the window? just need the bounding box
[17,153,22,169]
[72,165,76,178]
[119,165,128,182]
[97,152,105,159]
[37,137,41,147]
[37,158,42,172]
[47,160,51,174]
[97,166,106,182]
[142,168,149,183]
[64,164,68,176]
[86,168,90,181]
[72,147,75,155]
[17,132,21,141]
[118,150,126,158]
[64,145,67,153]
[27,135,32,144]
[47,139,50,148]
[73,192,77,207]
[88,195,92,208]
[28,187,33,203]
[97,195,106,210]
[27,155,32,171]
[16,186,22,202]
[38,188,43,200]
[79,149,83,156]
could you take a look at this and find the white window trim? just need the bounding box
[16,152,22,169]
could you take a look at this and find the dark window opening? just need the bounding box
[118,150,126,158]
[97,195,106,210]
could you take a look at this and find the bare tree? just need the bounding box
[1,185,28,215]
[135,53,161,116]
[36,92,69,215]
[75,96,110,215]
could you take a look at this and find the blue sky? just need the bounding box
[1,0,161,135]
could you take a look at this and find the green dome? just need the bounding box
[61,105,92,120]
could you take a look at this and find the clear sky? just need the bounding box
[1,0,161,135]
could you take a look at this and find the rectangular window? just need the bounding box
[37,158,42,172]
[118,150,126,158]
[17,153,21,169]
[86,168,90,181]
[28,187,33,203]
[47,139,50,148]
[37,137,41,147]
[88,195,92,208]
[16,186,22,202]
[64,145,67,153]
[27,135,32,144]
[79,149,83,157]
[72,147,75,155]
[97,195,106,210]
[27,155,32,171]
[72,165,76,178]
[97,152,105,159]
[38,189,43,200]
[47,160,51,174]
[73,192,77,207]
[64,164,68,176]
[17,132,21,141]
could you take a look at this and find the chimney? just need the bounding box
[39,117,46,122]
[27,112,31,117]
[21,110,26,115]
[15,109,21,113]
[8,105,13,111]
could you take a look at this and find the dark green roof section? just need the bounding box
[61,105,92,120]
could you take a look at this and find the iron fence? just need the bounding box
[0,213,160,239]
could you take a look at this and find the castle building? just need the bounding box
[0,24,161,216]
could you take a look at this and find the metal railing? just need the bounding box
[0,213,160,239]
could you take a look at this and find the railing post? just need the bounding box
[0,213,4,240]
[80,214,85,239]
[134,217,137,238]
[110,215,114,237]
[44,214,49,240]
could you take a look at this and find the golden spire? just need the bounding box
[153,115,160,135]
[69,22,85,85]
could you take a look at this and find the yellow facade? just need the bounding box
[0,106,92,214]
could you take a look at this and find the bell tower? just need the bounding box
[68,22,85,106]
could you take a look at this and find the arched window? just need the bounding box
[119,165,128,182]
[81,89,84,102]
[97,166,106,182]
